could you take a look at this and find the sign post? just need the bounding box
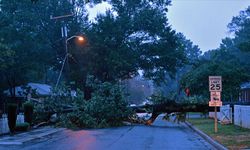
[209,76,222,133]
[214,106,217,133]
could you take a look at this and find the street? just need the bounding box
[0,115,215,150]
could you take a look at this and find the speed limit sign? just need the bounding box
[209,76,222,92]
[209,76,222,133]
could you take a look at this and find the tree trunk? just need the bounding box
[132,102,212,125]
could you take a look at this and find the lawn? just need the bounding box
[188,118,250,150]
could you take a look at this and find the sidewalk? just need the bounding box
[0,126,64,145]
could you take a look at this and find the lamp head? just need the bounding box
[78,36,84,41]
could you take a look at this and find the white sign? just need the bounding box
[210,91,221,101]
[209,76,222,92]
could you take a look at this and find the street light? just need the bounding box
[56,35,85,88]
[78,36,84,41]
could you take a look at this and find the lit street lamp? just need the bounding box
[56,35,85,88]
[65,35,85,54]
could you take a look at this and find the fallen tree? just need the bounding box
[130,100,217,125]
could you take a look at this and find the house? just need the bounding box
[3,82,77,100]
[239,82,250,102]
[1,83,52,113]
[3,83,52,100]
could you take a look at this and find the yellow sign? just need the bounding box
[209,100,222,107]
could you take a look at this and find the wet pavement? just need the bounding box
[0,115,215,150]
[0,127,64,145]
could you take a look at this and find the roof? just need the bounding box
[27,83,51,96]
[3,82,52,97]
[241,82,250,90]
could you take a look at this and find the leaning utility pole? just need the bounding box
[50,14,74,88]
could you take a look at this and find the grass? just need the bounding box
[188,118,250,150]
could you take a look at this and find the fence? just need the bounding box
[209,105,232,124]
[0,113,24,134]
[234,105,250,129]
[209,105,250,129]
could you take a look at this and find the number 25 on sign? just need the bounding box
[209,76,222,92]
[209,76,222,133]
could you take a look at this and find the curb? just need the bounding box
[0,128,65,145]
[185,121,228,150]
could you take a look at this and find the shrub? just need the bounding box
[33,102,52,124]
[15,122,30,132]
[34,79,132,129]
[7,103,17,133]
[33,83,74,124]
[83,82,131,127]
[58,78,132,128]
[24,102,33,125]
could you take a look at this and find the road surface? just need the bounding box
[0,115,215,150]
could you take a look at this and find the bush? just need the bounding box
[15,122,30,132]
[33,103,52,124]
[33,83,74,124]
[182,95,207,104]
[33,78,132,129]
[57,77,132,128]
[7,103,17,133]
[24,102,33,125]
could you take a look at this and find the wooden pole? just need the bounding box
[214,106,218,133]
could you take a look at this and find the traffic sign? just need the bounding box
[209,100,222,107]
[209,76,222,133]
[210,91,221,101]
[209,76,222,92]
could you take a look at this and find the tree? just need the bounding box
[1,0,187,101]
[58,0,187,100]
[228,6,250,53]
[181,54,249,101]
[0,43,15,92]
[226,6,250,73]
[176,33,201,65]
[180,6,250,102]
[152,33,202,99]
[0,0,87,96]
[72,0,186,85]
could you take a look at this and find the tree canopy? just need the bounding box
[0,0,190,101]
[2,0,249,103]
[0,0,86,95]
[180,6,250,102]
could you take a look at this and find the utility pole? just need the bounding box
[51,14,73,87]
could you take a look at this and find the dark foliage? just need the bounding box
[24,102,33,125]
[15,122,30,132]
[58,77,132,128]
[7,103,17,133]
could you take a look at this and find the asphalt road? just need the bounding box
[1,115,215,150]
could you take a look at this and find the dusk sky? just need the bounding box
[87,0,250,52]
[168,0,250,52]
